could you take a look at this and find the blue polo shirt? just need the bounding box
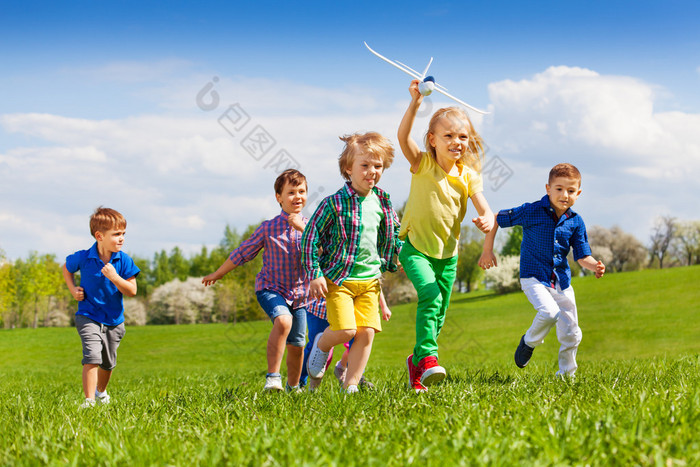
[65,242,140,326]
[496,195,592,289]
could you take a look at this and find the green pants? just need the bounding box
[399,239,458,365]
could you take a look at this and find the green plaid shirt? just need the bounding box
[301,182,402,285]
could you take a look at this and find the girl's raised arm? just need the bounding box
[398,79,425,172]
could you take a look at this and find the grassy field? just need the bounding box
[1,266,698,465]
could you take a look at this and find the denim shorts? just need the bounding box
[255,289,307,347]
[75,314,126,370]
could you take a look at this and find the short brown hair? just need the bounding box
[338,132,394,181]
[89,207,127,237]
[274,169,307,194]
[548,163,582,185]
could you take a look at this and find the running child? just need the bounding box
[62,207,140,408]
[202,169,310,392]
[398,79,495,392]
[479,163,605,377]
[303,132,401,394]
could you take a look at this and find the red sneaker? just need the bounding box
[406,354,427,393]
[419,356,446,386]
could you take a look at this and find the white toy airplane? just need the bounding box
[364,41,489,115]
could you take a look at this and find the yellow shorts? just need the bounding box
[326,278,381,332]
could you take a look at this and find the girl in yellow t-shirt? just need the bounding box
[398,79,495,392]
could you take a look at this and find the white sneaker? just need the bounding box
[264,374,283,392]
[285,382,302,394]
[95,391,111,405]
[307,333,330,379]
[334,361,347,385]
[345,384,359,394]
[80,398,96,409]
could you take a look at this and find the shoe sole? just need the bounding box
[420,366,446,386]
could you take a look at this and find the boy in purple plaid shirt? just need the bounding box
[203,169,310,392]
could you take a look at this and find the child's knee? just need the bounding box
[417,283,442,308]
[559,326,582,347]
[273,314,293,331]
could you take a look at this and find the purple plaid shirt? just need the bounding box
[307,297,327,320]
[229,210,309,308]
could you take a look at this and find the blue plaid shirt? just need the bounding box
[496,195,592,289]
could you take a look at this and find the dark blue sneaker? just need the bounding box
[514,335,534,368]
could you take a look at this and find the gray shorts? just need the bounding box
[75,314,126,370]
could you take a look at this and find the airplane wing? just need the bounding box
[434,87,490,115]
[365,41,490,115]
[364,42,422,80]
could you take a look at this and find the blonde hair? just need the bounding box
[89,206,126,237]
[338,132,395,181]
[424,107,484,172]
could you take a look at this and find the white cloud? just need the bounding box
[485,66,700,180]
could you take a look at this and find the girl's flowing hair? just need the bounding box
[423,107,484,172]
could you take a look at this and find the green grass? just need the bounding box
[1,266,699,466]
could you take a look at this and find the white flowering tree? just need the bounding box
[483,255,521,294]
[124,298,147,326]
[148,277,215,324]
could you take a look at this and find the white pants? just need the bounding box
[520,277,581,376]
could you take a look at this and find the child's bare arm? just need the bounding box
[101,264,138,297]
[379,289,391,321]
[202,259,236,286]
[62,263,85,301]
[397,79,424,171]
[470,192,495,233]
[478,221,500,270]
[577,256,606,278]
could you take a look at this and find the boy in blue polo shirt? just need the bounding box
[62,207,140,408]
[479,163,605,377]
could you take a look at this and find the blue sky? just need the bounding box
[1,1,699,260]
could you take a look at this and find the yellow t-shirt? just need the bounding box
[398,153,483,259]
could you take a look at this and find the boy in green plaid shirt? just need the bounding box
[302,132,401,393]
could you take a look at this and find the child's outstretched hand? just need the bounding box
[595,260,606,278]
[479,251,498,270]
[202,272,222,287]
[309,276,327,299]
[472,214,494,233]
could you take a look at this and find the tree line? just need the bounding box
[1,216,698,328]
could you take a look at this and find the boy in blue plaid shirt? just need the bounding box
[479,163,605,377]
